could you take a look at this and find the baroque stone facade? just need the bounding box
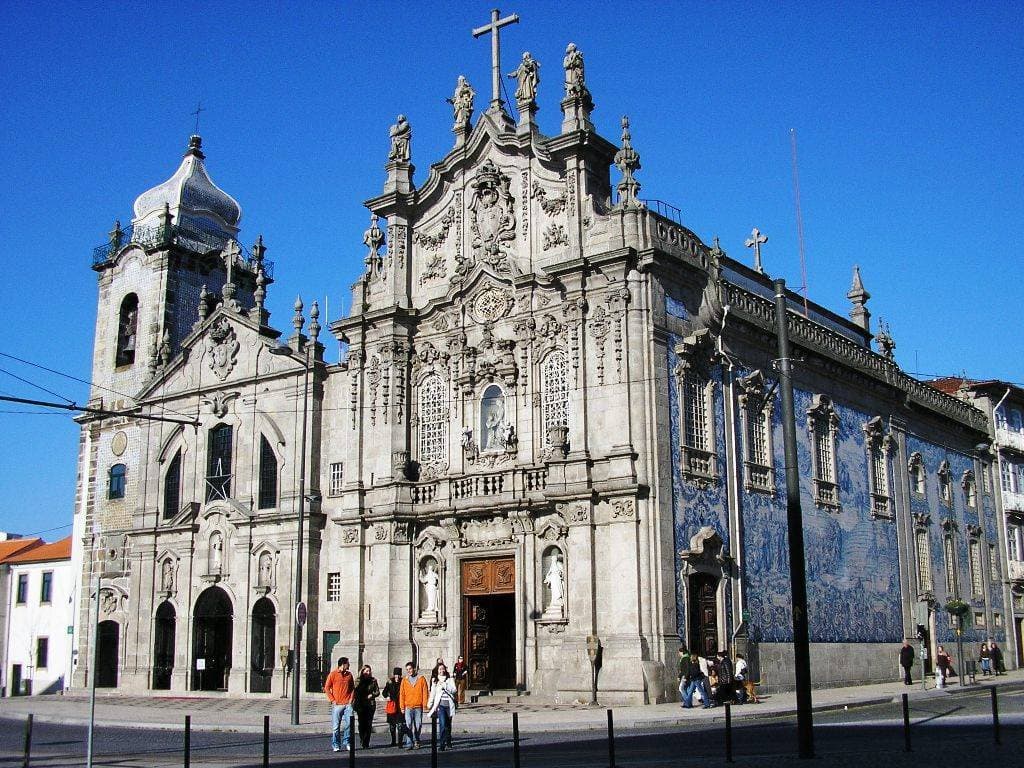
[71,43,1009,705]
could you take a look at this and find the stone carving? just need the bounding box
[391,224,407,270]
[342,527,360,545]
[447,75,475,133]
[160,559,174,592]
[201,391,239,418]
[461,426,479,462]
[507,51,540,106]
[543,552,565,615]
[419,561,440,617]
[611,498,636,520]
[416,207,455,284]
[468,159,517,275]
[875,319,896,360]
[387,115,411,162]
[461,517,514,548]
[101,589,118,615]
[111,431,127,457]
[678,526,730,576]
[257,551,273,588]
[563,43,590,99]
[589,304,611,384]
[471,286,514,323]
[363,215,385,278]
[209,532,223,574]
[480,385,509,453]
[206,317,239,380]
[542,223,568,250]
[614,116,642,206]
[531,181,567,216]
[374,524,389,542]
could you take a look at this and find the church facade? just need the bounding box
[71,43,1008,704]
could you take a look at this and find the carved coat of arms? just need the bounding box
[206,318,239,381]
[468,159,517,275]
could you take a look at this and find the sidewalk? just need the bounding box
[0,670,1020,735]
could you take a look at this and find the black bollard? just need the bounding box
[607,709,616,768]
[184,715,191,768]
[902,693,911,752]
[512,712,521,768]
[263,715,269,768]
[991,687,1001,745]
[350,713,356,767]
[431,713,438,768]
[725,703,733,763]
[22,713,32,768]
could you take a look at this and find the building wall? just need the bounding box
[5,561,73,695]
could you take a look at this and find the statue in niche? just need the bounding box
[209,532,223,574]
[419,562,440,616]
[480,385,506,452]
[258,551,273,588]
[447,75,475,132]
[563,43,589,98]
[507,51,540,105]
[543,553,565,611]
[160,560,173,592]
[388,115,411,162]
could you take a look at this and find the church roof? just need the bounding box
[132,135,242,233]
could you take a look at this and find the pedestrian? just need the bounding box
[979,642,991,676]
[354,664,380,749]
[716,650,734,705]
[899,639,915,685]
[453,654,468,704]
[323,656,355,752]
[676,646,689,704]
[989,639,1005,675]
[399,661,429,749]
[935,645,951,688]
[682,650,712,709]
[431,656,445,685]
[427,662,458,750]
[734,653,754,704]
[381,667,405,747]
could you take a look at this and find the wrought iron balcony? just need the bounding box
[91,220,274,279]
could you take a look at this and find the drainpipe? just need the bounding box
[717,306,745,635]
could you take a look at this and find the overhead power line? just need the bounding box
[0,395,199,427]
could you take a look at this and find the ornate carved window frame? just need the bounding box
[908,452,926,496]
[674,341,719,487]
[863,416,894,520]
[913,513,933,597]
[415,372,449,479]
[737,370,774,495]
[938,460,953,506]
[540,349,571,450]
[807,395,840,511]
[941,517,959,596]
[967,524,984,597]
[962,470,977,509]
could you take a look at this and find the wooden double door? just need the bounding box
[462,558,516,690]
[688,573,720,657]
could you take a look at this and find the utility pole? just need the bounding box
[773,278,814,759]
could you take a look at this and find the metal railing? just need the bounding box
[642,198,683,224]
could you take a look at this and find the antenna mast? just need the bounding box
[790,129,810,317]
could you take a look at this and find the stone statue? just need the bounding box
[419,562,440,615]
[447,75,475,132]
[461,426,479,461]
[258,551,273,588]
[563,43,588,98]
[503,422,517,451]
[210,532,223,573]
[507,51,540,105]
[543,554,565,609]
[483,396,505,451]
[160,559,173,592]
[388,114,411,162]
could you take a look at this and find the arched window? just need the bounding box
[257,436,277,510]
[938,461,952,506]
[108,463,126,500]
[807,395,840,509]
[115,294,139,367]
[206,424,233,501]
[418,375,447,466]
[909,452,926,495]
[541,351,570,444]
[163,451,181,520]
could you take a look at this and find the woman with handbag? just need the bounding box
[354,665,380,749]
[426,662,458,750]
[381,668,404,747]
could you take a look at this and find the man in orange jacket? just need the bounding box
[323,657,354,752]
[398,661,429,749]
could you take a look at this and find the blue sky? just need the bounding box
[0,1,1020,538]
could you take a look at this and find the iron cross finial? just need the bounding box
[191,102,205,134]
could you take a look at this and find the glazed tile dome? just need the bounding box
[132,136,242,237]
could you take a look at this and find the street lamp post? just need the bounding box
[270,342,313,725]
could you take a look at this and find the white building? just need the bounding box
[3,538,73,696]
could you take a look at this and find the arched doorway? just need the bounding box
[96,620,119,688]
[688,573,720,657]
[153,601,175,690]
[250,598,275,693]
[192,586,232,691]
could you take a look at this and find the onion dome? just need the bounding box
[132,135,242,240]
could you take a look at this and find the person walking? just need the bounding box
[682,650,712,709]
[734,653,752,703]
[935,645,951,688]
[715,650,734,705]
[323,657,355,752]
[381,668,404,747]
[676,646,689,704]
[899,640,915,685]
[399,662,429,749]
[354,665,380,749]
[453,655,468,704]
[427,662,458,750]
[989,639,1005,675]
[979,643,991,676]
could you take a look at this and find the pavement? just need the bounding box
[1,669,1021,735]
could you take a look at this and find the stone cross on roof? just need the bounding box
[472,8,520,110]
[745,227,768,274]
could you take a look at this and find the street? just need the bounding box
[0,686,1020,767]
